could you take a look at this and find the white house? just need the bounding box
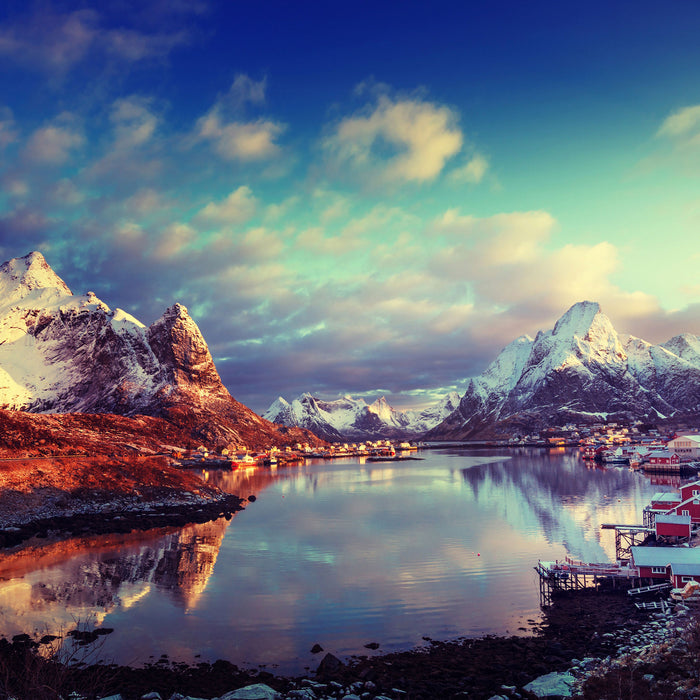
[666,434,700,461]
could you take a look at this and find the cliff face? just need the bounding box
[0,252,321,449]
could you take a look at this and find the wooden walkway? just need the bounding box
[635,600,670,611]
[627,582,671,596]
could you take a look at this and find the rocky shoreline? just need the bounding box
[3,589,699,700]
[0,490,246,549]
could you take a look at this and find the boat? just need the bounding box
[230,454,257,469]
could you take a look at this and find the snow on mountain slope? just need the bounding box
[427,301,700,440]
[0,252,322,449]
[263,391,461,440]
[662,333,700,366]
[0,252,161,413]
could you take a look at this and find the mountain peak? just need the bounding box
[552,301,601,337]
[0,251,72,304]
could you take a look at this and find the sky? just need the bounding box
[1,0,700,414]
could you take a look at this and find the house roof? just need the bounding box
[670,562,700,575]
[649,450,678,459]
[631,546,700,568]
[656,514,691,525]
[651,492,681,503]
[669,435,700,445]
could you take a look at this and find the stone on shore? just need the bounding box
[523,670,576,698]
[218,684,281,700]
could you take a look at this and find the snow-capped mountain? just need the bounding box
[426,301,700,440]
[0,252,319,448]
[264,391,461,441]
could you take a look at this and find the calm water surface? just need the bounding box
[0,447,666,673]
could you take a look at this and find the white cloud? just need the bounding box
[110,97,159,150]
[657,105,700,139]
[0,8,189,75]
[24,117,83,164]
[49,179,85,205]
[227,74,267,108]
[237,227,286,261]
[86,97,162,182]
[449,154,489,184]
[425,208,661,330]
[104,27,188,62]
[196,186,258,225]
[324,94,463,185]
[0,107,18,151]
[152,222,195,260]
[0,9,98,73]
[125,188,166,214]
[194,76,284,162]
[296,227,365,256]
[433,209,556,265]
[197,113,284,161]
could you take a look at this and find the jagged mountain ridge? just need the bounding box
[0,251,320,448]
[264,391,461,441]
[426,301,700,440]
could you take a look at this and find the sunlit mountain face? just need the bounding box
[427,302,700,440]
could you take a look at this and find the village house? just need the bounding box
[630,546,700,585]
[646,450,681,468]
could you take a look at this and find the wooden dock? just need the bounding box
[535,557,640,606]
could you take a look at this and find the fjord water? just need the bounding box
[0,447,661,673]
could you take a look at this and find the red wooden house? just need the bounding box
[647,450,681,468]
[680,479,700,501]
[655,513,692,541]
[649,492,682,511]
[631,547,700,584]
[670,563,700,588]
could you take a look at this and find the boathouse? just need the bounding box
[647,450,681,468]
[654,513,692,541]
[630,547,672,580]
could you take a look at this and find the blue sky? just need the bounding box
[1,0,699,413]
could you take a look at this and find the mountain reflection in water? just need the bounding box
[0,448,659,673]
[0,518,230,637]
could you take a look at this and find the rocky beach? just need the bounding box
[2,587,700,699]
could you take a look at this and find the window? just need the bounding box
[693,490,700,496]
[683,510,690,516]
[682,576,697,582]
[651,566,667,574]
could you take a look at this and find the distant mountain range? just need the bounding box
[3,253,699,447]
[0,251,318,449]
[266,301,700,442]
[426,301,700,440]
[263,392,461,442]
